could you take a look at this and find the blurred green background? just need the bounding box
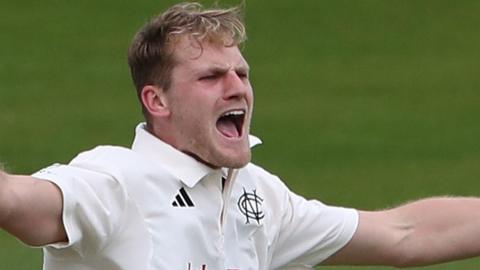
[1,0,480,269]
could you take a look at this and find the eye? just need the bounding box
[236,71,248,80]
[199,74,218,81]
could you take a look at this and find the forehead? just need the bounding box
[172,36,249,71]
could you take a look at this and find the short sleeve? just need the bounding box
[32,162,127,257]
[271,190,359,269]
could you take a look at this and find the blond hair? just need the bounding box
[128,2,246,103]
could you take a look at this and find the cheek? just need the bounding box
[247,91,254,111]
[246,85,254,101]
[174,102,210,131]
[170,92,199,118]
[169,88,217,128]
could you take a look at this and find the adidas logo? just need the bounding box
[172,187,195,207]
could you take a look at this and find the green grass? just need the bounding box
[1,0,480,269]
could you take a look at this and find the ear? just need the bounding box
[141,85,170,118]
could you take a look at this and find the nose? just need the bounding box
[223,70,250,100]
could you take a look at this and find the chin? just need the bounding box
[225,156,251,169]
[209,150,251,169]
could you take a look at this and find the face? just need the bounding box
[155,36,254,168]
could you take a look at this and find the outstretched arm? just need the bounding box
[0,170,66,246]
[325,197,480,267]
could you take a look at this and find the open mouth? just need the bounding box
[216,110,245,139]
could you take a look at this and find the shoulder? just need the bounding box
[66,145,176,193]
[72,145,138,164]
[69,145,149,175]
[241,162,290,192]
[33,145,144,196]
[33,145,135,192]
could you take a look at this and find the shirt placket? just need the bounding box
[203,169,239,268]
[220,168,238,230]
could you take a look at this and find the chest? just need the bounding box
[130,173,275,270]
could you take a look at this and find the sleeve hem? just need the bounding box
[320,208,360,264]
[32,170,77,250]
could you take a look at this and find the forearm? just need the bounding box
[387,197,480,267]
[0,164,6,180]
[326,197,480,267]
[0,170,15,228]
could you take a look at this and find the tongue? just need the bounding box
[216,118,239,138]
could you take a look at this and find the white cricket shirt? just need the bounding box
[33,123,359,270]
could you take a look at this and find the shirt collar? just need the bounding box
[131,123,262,188]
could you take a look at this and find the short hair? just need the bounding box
[127,2,246,117]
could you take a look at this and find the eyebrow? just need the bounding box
[201,63,250,75]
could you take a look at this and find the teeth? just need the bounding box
[222,110,244,117]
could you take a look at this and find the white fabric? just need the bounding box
[32,123,358,270]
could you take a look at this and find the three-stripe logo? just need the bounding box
[172,187,195,207]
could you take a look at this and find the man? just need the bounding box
[1,2,480,269]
